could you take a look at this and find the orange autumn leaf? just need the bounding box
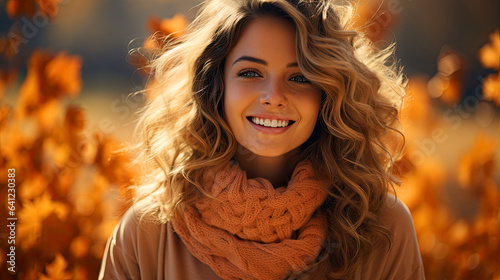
[16,50,82,118]
[479,31,500,106]
[93,134,137,186]
[39,253,73,280]
[479,30,500,70]
[64,105,86,133]
[147,14,188,41]
[132,14,189,75]
[6,0,62,19]
[17,193,69,250]
[6,0,36,18]
[0,125,35,171]
[45,52,82,97]
[144,14,188,51]
[482,71,500,106]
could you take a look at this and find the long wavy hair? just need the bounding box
[132,0,406,278]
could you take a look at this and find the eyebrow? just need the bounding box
[232,55,298,68]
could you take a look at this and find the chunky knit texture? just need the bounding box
[171,160,328,280]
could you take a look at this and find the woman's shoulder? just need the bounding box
[112,197,169,248]
[98,198,166,279]
[110,198,166,242]
[379,193,416,233]
[100,197,223,280]
[120,197,164,226]
[360,193,425,280]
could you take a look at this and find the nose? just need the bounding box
[260,80,288,107]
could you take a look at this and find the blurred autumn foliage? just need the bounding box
[1,3,137,279]
[479,30,500,106]
[396,28,500,279]
[5,0,62,19]
[0,48,137,279]
[0,1,499,280]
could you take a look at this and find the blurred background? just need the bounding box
[0,0,498,279]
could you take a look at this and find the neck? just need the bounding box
[234,146,301,188]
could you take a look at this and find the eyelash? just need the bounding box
[237,69,261,79]
[236,69,311,84]
[289,75,311,84]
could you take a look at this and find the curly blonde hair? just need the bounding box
[132,0,406,278]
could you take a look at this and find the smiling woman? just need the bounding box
[99,0,425,279]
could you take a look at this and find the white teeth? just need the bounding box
[251,117,290,128]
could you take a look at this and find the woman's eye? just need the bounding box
[289,75,311,84]
[237,70,261,79]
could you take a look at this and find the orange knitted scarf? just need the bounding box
[171,160,328,280]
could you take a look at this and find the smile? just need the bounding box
[248,117,295,128]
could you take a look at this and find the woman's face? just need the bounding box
[223,16,322,157]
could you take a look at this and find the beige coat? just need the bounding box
[99,194,425,279]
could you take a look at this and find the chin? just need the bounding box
[253,151,287,157]
[246,146,298,158]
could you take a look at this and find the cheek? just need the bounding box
[223,82,244,126]
[224,82,256,112]
[298,93,322,122]
[223,90,232,125]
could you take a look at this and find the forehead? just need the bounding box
[227,16,297,63]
